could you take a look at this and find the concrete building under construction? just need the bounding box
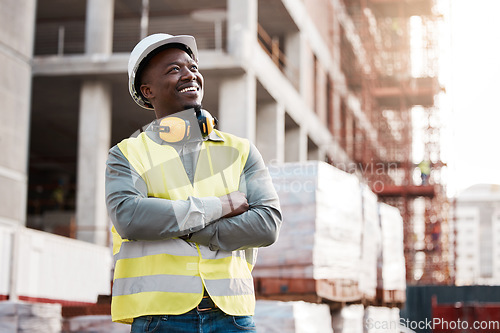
[1,0,448,309]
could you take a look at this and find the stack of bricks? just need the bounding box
[254,300,334,333]
[359,185,382,302]
[0,301,62,333]
[376,203,406,305]
[251,161,407,332]
[253,161,364,302]
[253,161,406,306]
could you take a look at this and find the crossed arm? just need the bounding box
[105,143,282,251]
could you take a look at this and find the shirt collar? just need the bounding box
[207,130,224,142]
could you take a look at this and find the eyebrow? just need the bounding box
[164,59,197,68]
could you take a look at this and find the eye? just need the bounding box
[167,65,180,74]
[190,64,198,71]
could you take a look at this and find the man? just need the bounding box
[418,159,431,185]
[105,33,282,332]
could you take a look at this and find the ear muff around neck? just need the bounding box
[151,109,217,143]
[154,117,191,143]
[196,109,218,138]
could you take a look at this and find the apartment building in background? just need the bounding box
[452,184,500,286]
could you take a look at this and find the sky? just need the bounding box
[434,0,500,196]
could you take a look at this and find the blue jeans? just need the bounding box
[130,308,256,333]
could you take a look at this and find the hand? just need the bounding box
[220,191,249,217]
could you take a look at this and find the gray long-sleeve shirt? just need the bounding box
[105,129,282,252]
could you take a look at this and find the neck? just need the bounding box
[154,105,201,119]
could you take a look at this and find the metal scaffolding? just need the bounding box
[341,0,450,285]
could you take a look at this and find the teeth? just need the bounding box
[180,87,197,93]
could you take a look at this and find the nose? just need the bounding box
[181,67,197,81]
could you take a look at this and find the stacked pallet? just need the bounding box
[377,203,406,305]
[254,161,363,302]
[254,161,406,304]
[252,161,406,332]
[331,304,364,333]
[62,315,129,333]
[331,304,401,333]
[364,306,400,333]
[0,301,62,333]
[0,226,112,304]
[0,225,14,301]
[359,185,382,302]
[254,300,333,333]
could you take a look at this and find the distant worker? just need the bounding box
[105,33,282,332]
[418,160,431,185]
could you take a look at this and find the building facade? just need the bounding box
[0,0,36,230]
[2,0,444,283]
[452,184,500,285]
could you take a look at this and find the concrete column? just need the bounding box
[0,0,36,227]
[331,11,341,67]
[227,0,257,61]
[220,0,258,141]
[345,109,354,157]
[218,74,257,142]
[256,102,285,164]
[303,44,315,111]
[332,94,342,143]
[285,126,307,163]
[284,31,302,92]
[75,0,114,245]
[85,0,114,54]
[308,145,326,162]
[315,61,327,122]
[285,32,311,102]
[76,81,112,246]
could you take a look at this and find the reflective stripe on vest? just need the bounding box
[111,130,253,324]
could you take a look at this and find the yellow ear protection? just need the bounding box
[152,109,218,143]
[154,117,191,143]
[196,108,218,138]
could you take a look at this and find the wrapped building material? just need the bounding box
[332,304,364,333]
[377,203,406,293]
[62,315,129,333]
[359,185,381,301]
[364,306,400,333]
[0,225,13,298]
[2,226,112,304]
[254,161,363,283]
[0,301,62,333]
[254,300,333,333]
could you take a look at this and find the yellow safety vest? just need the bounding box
[111,130,255,324]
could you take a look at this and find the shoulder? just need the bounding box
[212,130,250,150]
[116,132,151,150]
[213,130,246,142]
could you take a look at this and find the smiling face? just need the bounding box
[139,47,204,119]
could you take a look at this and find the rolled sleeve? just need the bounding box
[201,196,223,224]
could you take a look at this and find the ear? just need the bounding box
[140,84,153,100]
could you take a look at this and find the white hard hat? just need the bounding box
[128,33,199,110]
